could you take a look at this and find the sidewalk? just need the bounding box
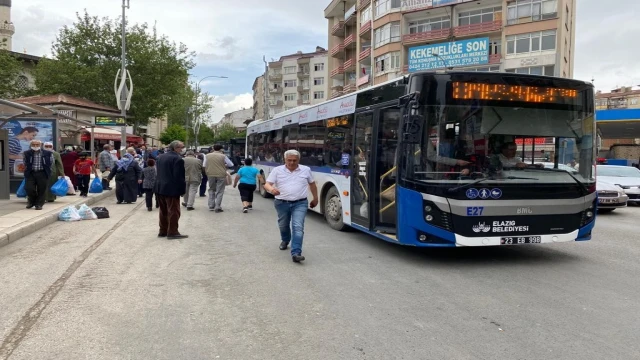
[0,178,115,249]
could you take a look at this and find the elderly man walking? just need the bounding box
[264,150,319,263]
[98,144,114,190]
[154,141,187,239]
[204,144,234,212]
[23,140,54,210]
[182,150,203,211]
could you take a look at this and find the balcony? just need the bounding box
[403,28,450,45]
[344,58,356,72]
[297,99,311,106]
[268,60,282,68]
[331,21,345,36]
[359,21,372,38]
[343,34,356,49]
[331,66,345,78]
[297,57,311,64]
[268,73,282,81]
[358,0,371,11]
[453,20,502,37]
[345,5,357,25]
[357,74,370,87]
[359,48,371,62]
[269,87,283,94]
[489,54,502,64]
[297,85,310,92]
[330,43,345,58]
[269,100,283,107]
[331,90,344,99]
[343,83,356,94]
[297,70,310,79]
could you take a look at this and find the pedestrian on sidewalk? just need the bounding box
[232,158,263,213]
[73,152,97,197]
[98,144,114,190]
[182,150,203,211]
[154,140,187,239]
[141,158,158,211]
[108,148,142,204]
[197,152,208,197]
[43,142,65,203]
[23,140,54,210]
[62,146,81,191]
[204,144,234,212]
[263,150,319,263]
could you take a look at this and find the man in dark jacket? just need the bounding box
[154,140,187,239]
[23,140,54,210]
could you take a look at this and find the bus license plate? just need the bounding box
[500,236,542,245]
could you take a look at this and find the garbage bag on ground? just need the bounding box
[89,176,103,194]
[58,206,82,221]
[77,203,98,220]
[92,207,110,219]
[65,176,76,195]
[50,177,69,197]
[16,179,27,198]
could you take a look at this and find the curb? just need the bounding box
[0,190,115,250]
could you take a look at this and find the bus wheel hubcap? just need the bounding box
[327,196,341,220]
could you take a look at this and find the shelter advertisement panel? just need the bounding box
[408,38,489,72]
[1,118,56,178]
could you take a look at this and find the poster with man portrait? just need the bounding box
[1,119,56,178]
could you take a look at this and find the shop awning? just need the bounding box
[80,127,143,143]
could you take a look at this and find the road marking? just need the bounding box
[0,201,144,359]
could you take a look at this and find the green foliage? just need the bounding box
[0,43,27,98]
[214,123,245,143]
[159,124,186,145]
[197,125,216,145]
[33,11,195,127]
[166,86,214,127]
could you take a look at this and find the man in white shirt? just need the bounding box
[264,149,319,263]
[491,142,527,170]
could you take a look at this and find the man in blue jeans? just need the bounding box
[264,150,319,263]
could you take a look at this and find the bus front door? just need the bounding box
[351,111,374,229]
[373,107,400,234]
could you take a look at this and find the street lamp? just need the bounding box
[190,75,228,149]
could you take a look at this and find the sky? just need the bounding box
[7,0,640,122]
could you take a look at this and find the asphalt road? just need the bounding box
[0,189,639,360]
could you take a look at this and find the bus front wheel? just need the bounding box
[324,187,346,231]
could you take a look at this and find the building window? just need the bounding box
[374,21,400,48]
[489,39,501,55]
[16,75,29,90]
[314,63,325,71]
[458,7,502,26]
[507,0,558,25]
[301,80,310,89]
[468,66,500,72]
[314,91,325,100]
[505,65,555,76]
[506,30,556,55]
[374,0,401,18]
[408,16,450,34]
[284,66,297,74]
[361,5,372,23]
[284,80,297,88]
[299,65,309,73]
[565,5,569,29]
[375,51,400,74]
[302,93,310,101]
[313,77,324,86]
[631,98,638,105]
[284,93,297,102]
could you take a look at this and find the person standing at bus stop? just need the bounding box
[264,150,319,263]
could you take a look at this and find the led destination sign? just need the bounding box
[452,82,578,104]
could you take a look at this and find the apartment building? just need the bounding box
[263,47,329,119]
[252,75,266,121]
[216,108,254,132]
[325,0,576,98]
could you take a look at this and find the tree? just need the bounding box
[197,125,216,145]
[159,124,186,145]
[0,41,26,98]
[33,11,195,128]
[214,123,245,143]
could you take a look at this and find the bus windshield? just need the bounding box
[403,75,595,188]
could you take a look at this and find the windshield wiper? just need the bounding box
[447,176,539,192]
[524,167,589,195]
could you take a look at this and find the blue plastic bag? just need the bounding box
[89,176,103,194]
[50,177,68,197]
[16,179,27,198]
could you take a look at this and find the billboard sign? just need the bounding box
[408,37,489,72]
[95,116,127,126]
[1,119,56,178]
[401,0,432,11]
[432,0,473,7]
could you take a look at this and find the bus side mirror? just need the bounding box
[402,115,424,144]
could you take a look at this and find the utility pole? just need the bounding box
[115,0,133,153]
[194,76,228,149]
[263,56,269,120]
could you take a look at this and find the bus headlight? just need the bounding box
[425,215,433,222]
[422,200,452,231]
[425,205,432,212]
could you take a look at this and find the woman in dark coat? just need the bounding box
[61,147,81,190]
[108,151,142,204]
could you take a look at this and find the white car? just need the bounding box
[597,165,640,205]
[596,181,628,212]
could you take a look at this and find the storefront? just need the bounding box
[79,127,143,153]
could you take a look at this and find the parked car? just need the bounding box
[596,165,640,205]
[596,181,628,212]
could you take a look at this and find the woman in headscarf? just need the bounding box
[107,147,142,204]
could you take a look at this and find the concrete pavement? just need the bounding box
[0,188,639,359]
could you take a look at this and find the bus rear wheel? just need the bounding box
[324,187,346,231]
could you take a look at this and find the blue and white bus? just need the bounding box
[246,71,596,247]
